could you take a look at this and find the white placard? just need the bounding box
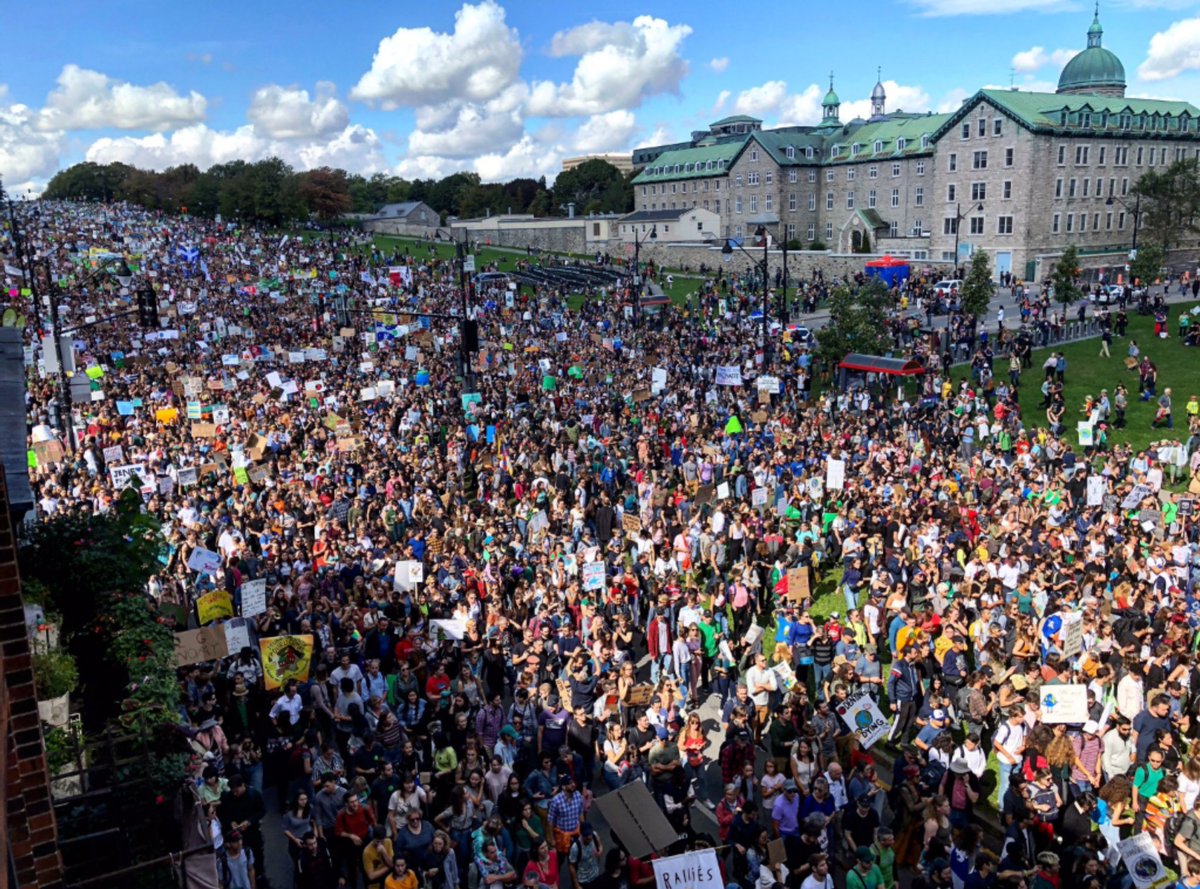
[103,445,125,463]
[393,560,424,592]
[110,463,149,490]
[1040,683,1089,723]
[1116,833,1169,889]
[1060,612,1083,658]
[223,617,252,656]
[834,689,890,748]
[651,367,668,392]
[715,365,743,386]
[240,579,268,617]
[1122,484,1152,510]
[826,458,846,491]
[582,561,606,591]
[716,482,730,500]
[1086,475,1106,507]
[653,849,722,889]
[751,487,768,508]
[755,375,781,394]
[432,618,467,641]
[186,547,223,576]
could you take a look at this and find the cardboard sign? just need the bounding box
[110,463,149,490]
[246,464,270,484]
[786,567,810,601]
[622,512,642,533]
[240,578,268,618]
[393,560,424,592]
[177,467,198,487]
[33,440,65,465]
[1116,833,1170,889]
[653,850,722,889]
[196,590,234,625]
[223,617,253,657]
[592,780,678,861]
[186,547,223,575]
[191,422,218,438]
[1040,684,1089,723]
[1180,499,1195,517]
[1059,611,1083,658]
[834,689,890,749]
[175,626,229,666]
[626,684,655,708]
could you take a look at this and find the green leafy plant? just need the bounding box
[1129,242,1165,288]
[33,650,79,700]
[1052,245,1080,309]
[44,723,84,774]
[809,239,827,251]
[960,249,993,320]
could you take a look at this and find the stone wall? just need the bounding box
[634,242,932,282]
[361,219,441,239]
[450,224,588,256]
[1,463,65,889]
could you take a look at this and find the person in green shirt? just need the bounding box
[871,829,897,889]
[697,611,720,693]
[847,847,884,889]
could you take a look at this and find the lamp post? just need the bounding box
[722,225,771,367]
[952,202,984,277]
[630,224,657,328]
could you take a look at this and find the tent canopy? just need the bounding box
[838,353,925,376]
[864,255,910,268]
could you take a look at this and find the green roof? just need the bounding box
[823,88,840,107]
[1058,47,1125,93]
[710,115,761,127]
[938,89,1200,138]
[631,141,744,183]
[825,114,950,164]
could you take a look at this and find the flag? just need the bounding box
[260,634,314,690]
[200,258,210,281]
[177,245,200,263]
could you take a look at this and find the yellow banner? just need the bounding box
[196,590,234,625]
[260,635,314,690]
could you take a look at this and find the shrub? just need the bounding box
[34,650,79,699]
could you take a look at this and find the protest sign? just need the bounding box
[431,618,467,641]
[110,463,149,490]
[786,567,810,600]
[834,689,890,748]
[755,375,781,394]
[259,635,314,691]
[393,560,424,592]
[196,590,234,625]
[1116,833,1170,889]
[240,578,268,617]
[1040,684,1089,723]
[1059,612,1083,658]
[593,780,678,860]
[175,626,229,666]
[223,617,252,656]
[653,850,722,889]
[1122,484,1152,510]
[1086,476,1106,507]
[622,512,642,533]
[582,561,606,591]
[715,365,743,386]
[186,546,222,575]
[751,486,768,508]
[826,458,846,491]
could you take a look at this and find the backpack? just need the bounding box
[920,758,947,791]
[955,685,973,720]
[950,773,969,811]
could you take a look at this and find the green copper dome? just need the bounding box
[823,87,839,107]
[1057,9,1126,97]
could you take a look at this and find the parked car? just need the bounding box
[932,279,962,297]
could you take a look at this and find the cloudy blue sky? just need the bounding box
[4,0,1200,193]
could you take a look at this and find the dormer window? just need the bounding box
[805,146,814,159]
[874,140,883,153]
[786,146,795,159]
[831,145,840,158]
[896,138,906,151]
[921,134,930,148]
[1082,112,1091,127]
[750,148,759,162]
[852,144,861,156]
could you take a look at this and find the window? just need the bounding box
[997,215,1013,234]
[846,191,855,209]
[847,168,856,181]
[913,218,924,236]
[1082,112,1091,128]
[1093,212,1100,231]
[869,165,878,179]
[892,163,901,177]
[735,174,743,187]
[1118,211,1125,230]
[765,195,773,211]
[1068,178,1077,198]
[971,182,986,201]
[943,217,958,235]
[786,146,796,159]
[1052,213,1060,233]
[1079,213,1087,232]
[808,170,816,183]
[825,222,833,240]
[978,118,987,137]
[915,187,924,206]
[1136,146,1143,165]
[948,153,957,172]
[852,144,861,157]
[1005,147,1014,167]
[750,148,758,162]
[807,223,816,240]
[994,118,1003,136]
[826,170,834,182]
[897,138,906,151]
[1105,211,1112,230]
[641,186,647,196]
[1057,145,1066,165]
[891,188,900,208]
[947,184,957,201]
[1098,146,1106,165]
[671,184,677,193]
[826,192,834,210]
[788,193,797,211]
[921,134,931,149]
[1082,178,1089,197]
[1108,177,1115,196]
[788,170,798,183]
[890,221,899,237]
[750,195,758,213]
[874,140,883,153]
[1074,145,1089,165]
[808,193,816,210]
[714,199,720,212]
[972,150,988,169]
[735,196,743,213]
[1095,177,1102,196]
[969,216,984,235]
[785,223,796,240]
[715,180,721,190]
[868,189,877,208]
[1121,177,1129,195]
[1002,181,1012,199]
[916,161,925,175]
[961,122,971,139]
[748,171,759,185]
[1066,213,1074,232]
[765,172,774,185]
[805,147,814,159]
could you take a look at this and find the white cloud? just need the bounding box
[712,89,731,114]
[936,88,972,113]
[571,110,638,153]
[1011,46,1076,73]
[350,0,522,109]
[407,83,527,159]
[1139,16,1200,81]
[247,82,348,139]
[777,85,825,127]
[909,0,1073,14]
[526,16,692,116]
[36,64,206,132]
[732,81,789,117]
[0,87,64,187]
[731,80,931,126]
[394,154,460,181]
[474,134,561,182]
[709,57,729,73]
[85,122,385,175]
[643,124,676,146]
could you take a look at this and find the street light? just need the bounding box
[631,224,657,327]
[1106,193,1142,255]
[952,202,984,276]
[722,225,771,367]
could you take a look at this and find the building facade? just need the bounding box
[630,11,1200,280]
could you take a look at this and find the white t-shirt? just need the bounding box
[745,666,778,707]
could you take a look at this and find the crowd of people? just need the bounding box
[7,201,1200,889]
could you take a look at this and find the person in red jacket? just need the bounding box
[335,792,377,883]
[647,600,673,685]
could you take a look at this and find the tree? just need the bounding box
[553,159,628,215]
[815,279,893,372]
[1131,158,1200,250]
[298,167,352,220]
[1129,241,1165,288]
[1051,245,1080,309]
[960,249,992,320]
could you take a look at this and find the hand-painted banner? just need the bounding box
[260,634,314,691]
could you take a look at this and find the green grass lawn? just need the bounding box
[950,301,1200,456]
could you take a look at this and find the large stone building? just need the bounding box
[631,11,1200,280]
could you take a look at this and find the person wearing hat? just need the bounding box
[217,830,256,889]
[846,847,883,889]
[546,773,584,857]
[1032,852,1059,889]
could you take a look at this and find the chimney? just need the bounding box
[567,203,576,218]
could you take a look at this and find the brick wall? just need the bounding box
[0,463,64,889]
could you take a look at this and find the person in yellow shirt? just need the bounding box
[384,854,419,889]
[363,826,395,889]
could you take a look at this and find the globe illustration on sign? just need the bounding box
[1043,693,1057,711]
[854,710,874,731]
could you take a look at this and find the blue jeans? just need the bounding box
[650,654,672,684]
[843,586,858,613]
[812,662,831,698]
[997,762,1017,804]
